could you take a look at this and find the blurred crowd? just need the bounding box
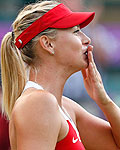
[62,0,120,116]
[0,0,120,150]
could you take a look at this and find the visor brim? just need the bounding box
[51,12,95,29]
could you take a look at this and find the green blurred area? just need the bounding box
[0,0,35,21]
[0,0,120,22]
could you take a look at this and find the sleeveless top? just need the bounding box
[23,81,85,150]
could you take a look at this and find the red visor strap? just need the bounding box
[15,3,72,49]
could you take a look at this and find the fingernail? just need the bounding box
[87,45,93,51]
[90,45,93,50]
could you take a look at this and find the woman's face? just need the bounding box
[53,26,91,71]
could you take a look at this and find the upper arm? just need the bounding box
[76,106,118,150]
[13,91,61,150]
[63,96,119,150]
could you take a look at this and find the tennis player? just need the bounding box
[1,1,120,150]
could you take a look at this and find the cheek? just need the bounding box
[59,34,82,53]
[70,39,82,55]
[64,36,83,61]
[54,36,83,65]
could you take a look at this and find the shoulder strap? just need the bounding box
[59,105,81,139]
[23,81,43,92]
[58,105,69,121]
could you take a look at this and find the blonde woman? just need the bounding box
[1,1,120,150]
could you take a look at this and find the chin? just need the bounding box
[78,65,88,72]
[73,65,87,73]
[70,60,89,73]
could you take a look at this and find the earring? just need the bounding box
[51,49,55,55]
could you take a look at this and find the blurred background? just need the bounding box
[62,0,120,119]
[0,0,120,149]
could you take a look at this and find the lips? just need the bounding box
[84,51,88,56]
[83,45,93,60]
[83,49,88,59]
[83,46,88,55]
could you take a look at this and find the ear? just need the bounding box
[39,35,54,55]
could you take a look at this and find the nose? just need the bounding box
[82,32,91,46]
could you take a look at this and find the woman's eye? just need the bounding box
[73,29,80,34]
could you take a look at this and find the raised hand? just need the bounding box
[82,45,110,105]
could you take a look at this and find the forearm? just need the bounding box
[97,95,120,148]
[82,50,120,148]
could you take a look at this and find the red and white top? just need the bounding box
[56,106,85,150]
[24,81,85,150]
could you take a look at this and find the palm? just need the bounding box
[82,50,108,104]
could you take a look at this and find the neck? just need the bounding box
[29,64,74,106]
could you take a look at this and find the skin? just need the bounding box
[9,26,120,150]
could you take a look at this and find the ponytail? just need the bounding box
[1,1,59,120]
[1,32,26,119]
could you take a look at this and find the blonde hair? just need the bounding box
[1,0,60,119]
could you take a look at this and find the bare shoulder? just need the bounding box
[62,95,82,108]
[62,95,109,127]
[12,89,60,126]
[11,89,61,149]
[62,96,119,150]
[13,89,59,118]
[62,95,96,120]
[62,95,85,116]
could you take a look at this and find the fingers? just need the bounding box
[87,45,97,70]
[87,45,93,52]
[81,69,88,80]
[88,50,97,72]
[87,48,98,79]
[88,62,97,81]
[82,46,100,81]
[88,50,94,64]
[82,46,94,80]
[88,51,102,83]
[81,46,93,80]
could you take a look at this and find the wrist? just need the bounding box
[96,92,112,106]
